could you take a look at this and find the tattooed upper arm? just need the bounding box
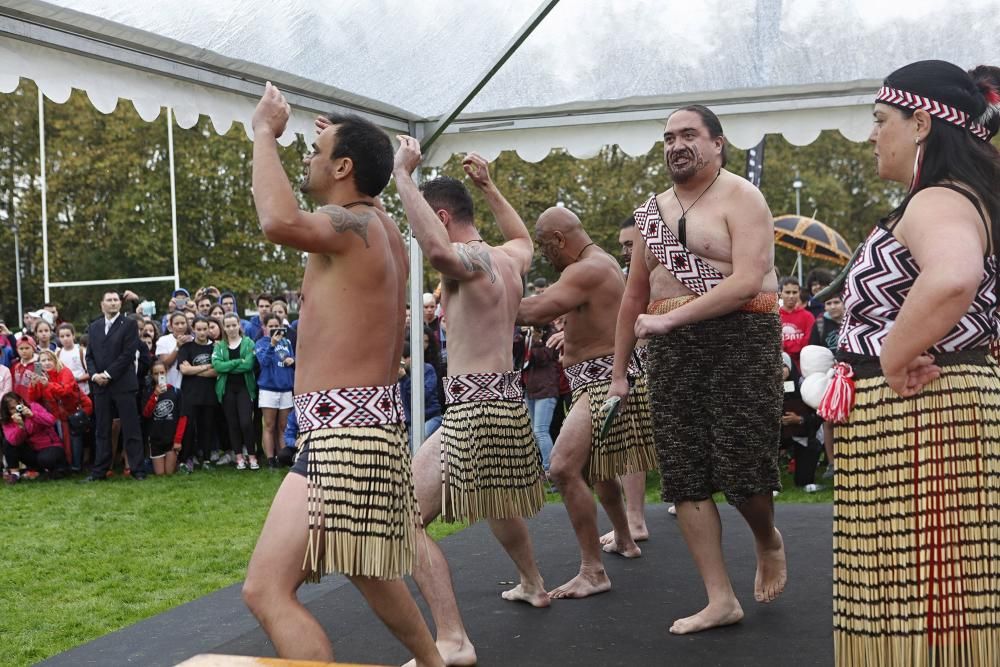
[317,205,372,248]
[454,242,497,283]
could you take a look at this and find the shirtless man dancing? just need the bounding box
[609,105,787,635]
[242,84,442,667]
[518,208,657,599]
[393,136,548,666]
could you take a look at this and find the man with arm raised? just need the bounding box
[240,84,442,667]
[394,136,548,667]
[518,207,658,599]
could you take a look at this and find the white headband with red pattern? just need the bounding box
[876,85,994,142]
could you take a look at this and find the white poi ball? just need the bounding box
[800,345,835,377]
[801,373,831,409]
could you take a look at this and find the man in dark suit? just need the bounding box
[84,291,145,481]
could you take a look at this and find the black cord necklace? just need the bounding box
[343,200,375,209]
[674,169,721,247]
[575,242,596,261]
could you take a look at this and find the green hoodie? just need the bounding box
[211,335,257,404]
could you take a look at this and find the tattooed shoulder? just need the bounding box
[317,205,372,248]
[454,242,497,283]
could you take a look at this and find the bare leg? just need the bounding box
[243,473,440,664]
[822,421,835,472]
[735,493,787,604]
[594,478,641,558]
[350,576,444,667]
[669,499,744,634]
[409,430,477,667]
[261,407,277,459]
[152,457,166,476]
[164,450,177,475]
[487,517,549,607]
[547,396,612,599]
[600,471,649,545]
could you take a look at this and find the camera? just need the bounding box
[15,404,25,414]
[139,300,156,317]
[273,327,287,337]
[157,375,168,390]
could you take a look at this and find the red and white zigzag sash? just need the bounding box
[443,370,523,405]
[294,383,404,432]
[564,354,642,393]
[633,196,725,296]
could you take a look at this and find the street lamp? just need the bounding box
[792,174,804,285]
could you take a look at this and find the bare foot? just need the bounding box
[501,583,551,608]
[669,600,744,634]
[601,536,641,558]
[754,527,787,603]
[403,637,476,667]
[548,569,611,599]
[599,524,649,545]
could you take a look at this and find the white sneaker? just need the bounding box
[236,457,247,470]
[249,457,260,471]
[217,452,233,466]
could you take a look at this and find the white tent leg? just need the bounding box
[167,108,180,291]
[39,89,49,304]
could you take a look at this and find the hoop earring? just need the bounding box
[909,141,923,193]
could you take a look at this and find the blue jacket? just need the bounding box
[254,337,295,392]
[400,363,442,424]
[284,408,299,448]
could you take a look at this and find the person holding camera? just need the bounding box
[255,314,295,469]
[1,391,69,482]
[28,349,90,468]
[11,336,39,401]
[142,361,186,476]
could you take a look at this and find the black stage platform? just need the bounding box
[43,503,833,666]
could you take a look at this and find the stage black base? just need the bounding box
[43,503,833,666]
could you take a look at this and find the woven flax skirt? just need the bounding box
[833,356,1000,666]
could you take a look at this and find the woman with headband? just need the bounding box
[832,60,1000,666]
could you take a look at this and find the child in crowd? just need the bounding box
[213,313,258,470]
[33,320,57,353]
[1,392,68,482]
[29,349,85,465]
[254,314,294,469]
[142,361,186,476]
[56,323,90,398]
[11,337,38,401]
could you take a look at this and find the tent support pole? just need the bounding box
[419,0,562,151]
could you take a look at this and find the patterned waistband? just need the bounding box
[838,348,992,380]
[647,292,779,316]
[564,354,641,392]
[293,384,404,432]
[443,370,523,405]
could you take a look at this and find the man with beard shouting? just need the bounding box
[609,105,787,634]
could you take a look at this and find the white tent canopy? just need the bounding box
[4,0,1000,163]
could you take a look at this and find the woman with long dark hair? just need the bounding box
[832,60,1000,665]
[1,391,68,482]
[212,313,258,470]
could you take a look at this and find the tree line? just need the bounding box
[1,78,909,329]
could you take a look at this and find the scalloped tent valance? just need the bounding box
[2,0,999,161]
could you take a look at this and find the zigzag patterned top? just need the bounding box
[633,196,725,296]
[443,370,523,405]
[294,383,404,432]
[838,225,998,356]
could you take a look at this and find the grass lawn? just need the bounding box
[2,463,829,666]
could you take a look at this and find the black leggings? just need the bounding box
[2,442,67,472]
[222,382,255,457]
[182,403,216,462]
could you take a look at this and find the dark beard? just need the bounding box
[667,150,708,184]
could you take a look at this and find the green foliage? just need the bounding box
[0,468,465,666]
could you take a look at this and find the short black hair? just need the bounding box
[805,268,834,289]
[669,104,728,168]
[196,295,213,305]
[256,294,272,305]
[102,290,121,301]
[779,277,800,290]
[619,215,636,230]
[420,177,475,224]
[325,112,394,197]
[192,316,211,329]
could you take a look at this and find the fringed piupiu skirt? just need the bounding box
[564,355,657,483]
[293,385,419,581]
[440,370,545,523]
[833,350,1000,667]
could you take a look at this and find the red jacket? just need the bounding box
[28,367,81,421]
[779,306,816,369]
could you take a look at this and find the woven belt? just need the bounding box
[564,354,641,392]
[837,348,992,380]
[443,370,523,405]
[293,383,404,432]
[647,291,779,316]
